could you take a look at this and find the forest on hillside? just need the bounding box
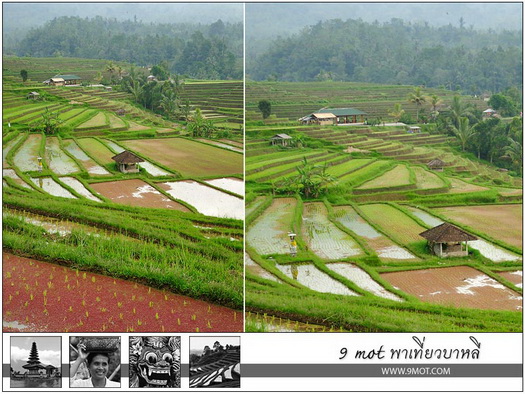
[6,16,243,80]
[248,18,522,94]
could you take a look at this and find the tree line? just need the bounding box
[9,16,242,80]
[248,18,522,95]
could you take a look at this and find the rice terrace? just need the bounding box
[2,56,243,332]
[245,80,522,333]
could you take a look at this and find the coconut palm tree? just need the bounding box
[449,95,475,128]
[408,87,426,122]
[388,103,405,123]
[452,117,477,151]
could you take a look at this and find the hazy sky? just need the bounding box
[10,337,62,372]
[190,336,240,355]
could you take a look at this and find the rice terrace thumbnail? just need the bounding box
[245,3,522,333]
[2,2,244,332]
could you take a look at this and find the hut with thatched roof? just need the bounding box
[419,222,477,257]
[112,150,144,173]
[427,158,446,172]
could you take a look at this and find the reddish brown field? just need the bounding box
[122,138,242,177]
[435,204,522,249]
[381,266,522,311]
[3,253,242,332]
[90,179,190,211]
[497,270,523,289]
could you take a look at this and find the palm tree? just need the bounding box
[503,137,522,173]
[452,117,477,151]
[159,89,179,119]
[105,61,116,80]
[408,87,426,122]
[428,94,442,121]
[449,95,474,128]
[388,103,405,123]
[285,157,335,199]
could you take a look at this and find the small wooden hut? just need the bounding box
[408,126,421,133]
[419,223,477,257]
[112,150,144,173]
[270,133,293,147]
[427,158,446,172]
[27,92,40,100]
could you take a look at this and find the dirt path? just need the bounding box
[3,252,242,332]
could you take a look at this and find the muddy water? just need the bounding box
[376,246,416,259]
[12,134,42,172]
[333,206,381,238]
[160,181,243,220]
[204,177,244,196]
[4,209,98,236]
[381,266,522,311]
[103,140,170,176]
[3,169,32,189]
[62,140,109,175]
[29,177,77,199]
[245,253,282,283]
[45,137,81,175]
[326,263,402,301]
[2,134,25,165]
[406,207,443,227]
[2,252,242,332]
[246,198,296,255]
[469,240,521,262]
[59,177,102,202]
[302,203,362,260]
[276,263,358,296]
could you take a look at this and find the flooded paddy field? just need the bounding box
[2,134,25,166]
[380,266,522,311]
[122,138,242,177]
[3,252,242,332]
[203,177,244,196]
[245,254,282,283]
[276,263,358,296]
[90,179,190,211]
[59,177,102,202]
[3,169,33,189]
[29,177,76,199]
[159,180,243,219]
[333,205,417,261]
[302,203,363,260]
[62,139,110,175]
[434,205,522,249]
[12,134,42,172]
[326,263,403,301]
[246,198,297,255]
[45,137,81,175]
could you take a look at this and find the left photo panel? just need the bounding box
[2,3,244,333]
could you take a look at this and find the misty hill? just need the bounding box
[7,16,242,80]
[247,18,522,94]
[246,3,522,55]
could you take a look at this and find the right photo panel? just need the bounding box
[245,3,523,333]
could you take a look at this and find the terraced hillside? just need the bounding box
[245,88,522,332]
[246,81,488,122]
[2,59,244,332]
